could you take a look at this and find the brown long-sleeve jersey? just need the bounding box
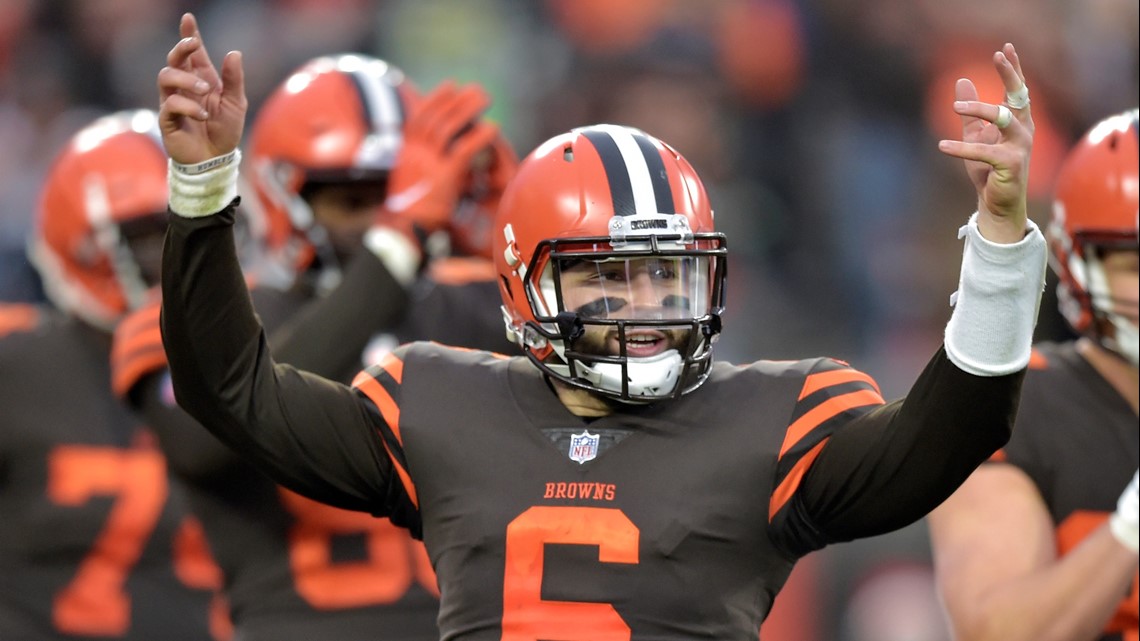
[161,203,1023,639]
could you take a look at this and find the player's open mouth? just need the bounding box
[611,330,668,358]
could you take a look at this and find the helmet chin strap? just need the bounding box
[570,349,685,401]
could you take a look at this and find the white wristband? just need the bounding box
[1110,471,1139,554]
[168,150,241,218]
[363,226,422,288]
[944,212,1047,376]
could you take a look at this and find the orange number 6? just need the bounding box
[502,506,639,641]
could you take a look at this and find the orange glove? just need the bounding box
[379,80,501,235]
[110,294,166,401]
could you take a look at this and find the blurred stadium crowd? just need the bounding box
[0,0,1136,639]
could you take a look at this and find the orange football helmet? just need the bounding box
[245,54,420,282]
[494,124,727,402]
[29,109,169,330]
[1049,108,1139,364]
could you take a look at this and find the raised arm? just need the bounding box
[774,43,1047,553]
[157,13,396,514]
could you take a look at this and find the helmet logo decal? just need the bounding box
[569,429,600,464]
[576,125,675,217]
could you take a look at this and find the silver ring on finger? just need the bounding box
[994,105,1014,129]
[1005,84,1030,110]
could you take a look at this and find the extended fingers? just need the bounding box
[219,50,247,109]
[937,139,1023,175]
[414,82,491,150]
[953,100,1020,135]
[953,78,986,136]
[993,44,1034,138]
[176,13,221,90]
[998,43,1026,91]
[166,35,203,70]
[440,86,492,149]
[409,81,458,143]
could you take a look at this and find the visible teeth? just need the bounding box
[627,336,657,344]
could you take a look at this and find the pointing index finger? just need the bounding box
[179,13,221,90]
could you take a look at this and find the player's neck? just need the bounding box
[551,380,615,418]
[1077,338,1139,415]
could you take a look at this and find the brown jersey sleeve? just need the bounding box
[269,246,411,379]
[160,203,402,517]
[771,348,1021,556]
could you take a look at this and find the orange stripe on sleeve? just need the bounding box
[379,439,418,510]
[353,374,418,509]
[377,352,404,384]
[110,320,167,398]
[798,368,881,401]
[114,303,161,344]
[113,325,164,362]
[353,376,403,447]
[111,348,168,399]
[769,437,829,520]
[779,389,884,457]
[349,369,372,388]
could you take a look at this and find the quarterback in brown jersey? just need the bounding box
[156,12,1046,639]
[929,109,1139,641]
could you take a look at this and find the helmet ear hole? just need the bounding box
[563,146,574,162]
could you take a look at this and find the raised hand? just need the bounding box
[938,43,1034,244]
[380,81,500,233]
[157,13,247,166]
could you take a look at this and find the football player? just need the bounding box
[157,12,1045,638]
[929,109,1139,641]
[0,110,222,640]
[112,31,515,641]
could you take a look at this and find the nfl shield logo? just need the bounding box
[569,430,600,464]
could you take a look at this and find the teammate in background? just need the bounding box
[0,110,221,640]
[157,12,1045,637]
[111,39,515,640]
[928,109,1139,641]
